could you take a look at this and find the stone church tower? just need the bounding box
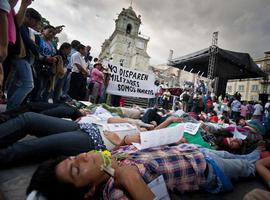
[99,6,150,72]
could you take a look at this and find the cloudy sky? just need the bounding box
[26,0,270,65]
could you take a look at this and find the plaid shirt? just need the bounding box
[103,144,207,200]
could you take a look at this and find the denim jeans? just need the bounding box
[62,69,71,96]
[0,112,92,168]
[203,148,259,179]
[0,102,81,123]
[53,76,65,103]
[6,59,34,111]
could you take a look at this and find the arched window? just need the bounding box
[126,24,132,34]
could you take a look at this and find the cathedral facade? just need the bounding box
[99,6,150,72]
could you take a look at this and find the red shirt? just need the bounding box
[209,115,218,123]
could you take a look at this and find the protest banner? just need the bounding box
[106,63,155,98]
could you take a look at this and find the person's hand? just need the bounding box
[21,0,33,8]
[54,25,65,34]
[114,165,140,188]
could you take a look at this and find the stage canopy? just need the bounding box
[168,47,267,79]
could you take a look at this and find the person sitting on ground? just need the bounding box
[209,110,219,123]
[27,142,262,200]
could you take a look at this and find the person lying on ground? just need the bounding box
[27,143,263,200]
[0,102,86,123]
[235,117,266,136]
[0,111,154,168]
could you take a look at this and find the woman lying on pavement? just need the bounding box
[0,111,155,168]
[27,142,264,200]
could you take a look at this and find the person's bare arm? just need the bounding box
[107,117,130,124]
[114,165,155,200]
[15,0,32,26]
[256,157,270,188]
[155,116,182,130]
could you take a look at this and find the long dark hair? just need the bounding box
[26,157,89,200]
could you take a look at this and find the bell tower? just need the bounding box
[99,6,150,72]
[114,7,141,36]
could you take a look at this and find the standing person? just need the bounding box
[89,63,104,104]
[240,101,248,119]
[61,40,80,100]
[53,42,71,103]
[162,89,171,110]
[84,45,92,64]
[206,96,213,114]
[68,44,88,100]
[247,101,254,120]
[6,7,41,111]
[221,96,228,113]
[231,97,241,121]
[32,25,57,102]
[0,0,10,99]
[148,80,160,107]
[1,0,31,103]
[180,90,190,112]
[253,101,264,122]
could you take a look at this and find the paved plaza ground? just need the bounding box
[0,104,267,200]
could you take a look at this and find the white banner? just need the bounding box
[106,63,155,98]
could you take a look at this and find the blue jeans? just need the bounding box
[203,148,259,179]
[6,59,34,111]
[0,112,92,168]
[53,75,65,103]
[62,70,71,96]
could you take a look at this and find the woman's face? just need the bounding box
[55,152,103,188]
[62,47,71,56]
[225,138,242,150]
[238,119,246,127]
[79,47,86,56]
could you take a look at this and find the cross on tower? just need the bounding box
[130,0,133,7]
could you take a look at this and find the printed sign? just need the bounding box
[184,123,201,135]
[106,63,155,98]
[132,124,184,150]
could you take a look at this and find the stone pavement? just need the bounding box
[0,103,267,199]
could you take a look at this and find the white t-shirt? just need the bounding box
[253,104,263,115]
[0,0,10,13]
[71,52,87,73]
[265,102,270,113]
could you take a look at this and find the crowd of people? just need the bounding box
[1,1,270,200]
[0,0,110,113]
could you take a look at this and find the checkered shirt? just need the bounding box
[103,144,207,200]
